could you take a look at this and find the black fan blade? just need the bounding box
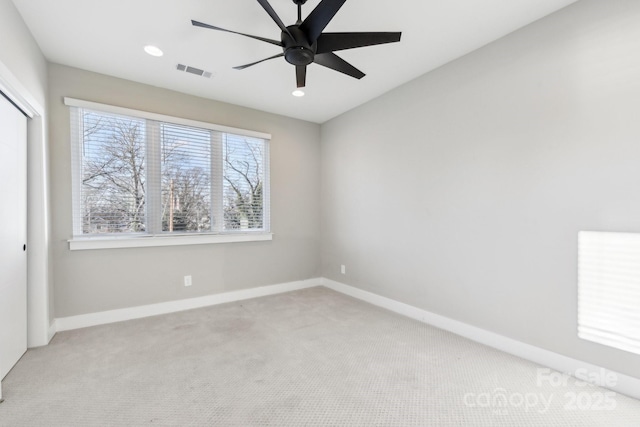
[233,53,285,70]
[313,52,365,79]
[296,65,307,88]
[257,0,294,39]
[317,32,402,54]
[192,20,282,47]
[299,0,347,43]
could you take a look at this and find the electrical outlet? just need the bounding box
[341,265,346,275]
[184,275,192,287]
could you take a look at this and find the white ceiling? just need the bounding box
[12,0,578,123]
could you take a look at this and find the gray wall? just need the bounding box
[320,0,640,378]
[49,64,321,317]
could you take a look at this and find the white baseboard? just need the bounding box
[55,278,321,332]
[321,278,640,401]
[48,276,639,400]
[47,321,57,343]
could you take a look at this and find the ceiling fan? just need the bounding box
[192,0,402,88]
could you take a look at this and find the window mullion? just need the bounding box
[146,120,162,234]
[211,131,224,233]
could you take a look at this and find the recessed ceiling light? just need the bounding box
[144,45,164,57]
[292,90,305,97]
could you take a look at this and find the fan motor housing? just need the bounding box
[282,25,316,66]
[285,46,314,66]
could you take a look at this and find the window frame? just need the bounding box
[65,97,272,251]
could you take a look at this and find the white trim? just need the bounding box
[46,276,640,400]
[321,278,640,401]
[64,97,271,140]
[0,59,51,348]
[67,101,271,246]
[54,278,321,331]
[68,232,273,250]
[47,321,57,344]
[26,115,51,347]
[0,61,38,118]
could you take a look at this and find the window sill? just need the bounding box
[68,232,273,251]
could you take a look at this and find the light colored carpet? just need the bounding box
[1,286,639,426]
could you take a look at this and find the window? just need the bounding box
[66,98,271,249]
[578,231,640,355]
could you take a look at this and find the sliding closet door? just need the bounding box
[0,93,27,380]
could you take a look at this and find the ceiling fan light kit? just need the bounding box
[192,0,401,88]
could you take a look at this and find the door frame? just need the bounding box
[0,90,28,392]
[0,60,51,350]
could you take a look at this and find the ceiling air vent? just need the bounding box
[176,64,213,78]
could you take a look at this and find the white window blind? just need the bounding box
[67,98,270,241]
[578,231,640,355]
